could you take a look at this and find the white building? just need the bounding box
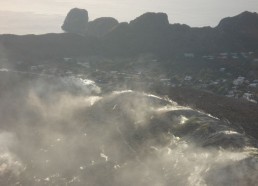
[233,77,245,86]
[243,93,257,103]
[184,53,195,58]
[77,62,90,68]
[63,58,73,62]
[219,68,226,72]
[30,66,38,71]
[184,76,192,81]
[249,83,257,88]
[226,90,234,97]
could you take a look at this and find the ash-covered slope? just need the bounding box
[0,72,257,186]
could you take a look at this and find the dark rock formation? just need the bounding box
[214,11,258,51]
[130,12,169,31]
[102,12,171,56]
[216,11,258,39]
[217,11,258,31]
[62,8,119,37]
[62,8,89,34]
[59,9,258,56]
[86,17,119,37]
[2,10,258,58]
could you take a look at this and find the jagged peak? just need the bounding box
[216,11,258,31]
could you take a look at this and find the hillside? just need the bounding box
[1,10,258,59]
[154,86,258,140]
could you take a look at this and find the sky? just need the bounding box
[0,0,258,34]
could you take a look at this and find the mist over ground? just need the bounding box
[0,71,257,186]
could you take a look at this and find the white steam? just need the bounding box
[0,132,24,177]
[0,74,257,186]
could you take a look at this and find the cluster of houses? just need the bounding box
[203,52,255,60]
[26,56,258,104]
[184,51,257,61]
[226,77,258,103]
[158,73,258,104]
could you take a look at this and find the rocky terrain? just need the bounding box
[1,9,258,59]
[153,86,258,140]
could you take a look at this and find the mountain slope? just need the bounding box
[1,10,258,59]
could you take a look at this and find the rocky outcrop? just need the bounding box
[129,12,169,31]
[62,8,119,37]
[216,11,258,38]
[86,17,119,37]
[2,10,258,59]
[102,12,171,56]
[62,8,89,34]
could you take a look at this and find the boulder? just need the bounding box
[62,8,89,34]
[130,12,169,31]
[87,17,119,37]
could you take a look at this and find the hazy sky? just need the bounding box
[0,0,258,34]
